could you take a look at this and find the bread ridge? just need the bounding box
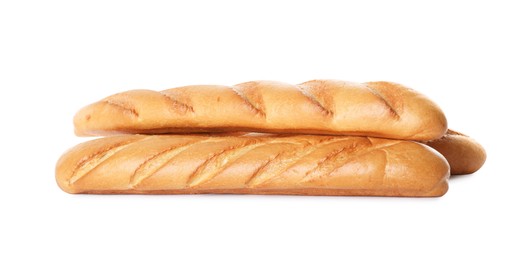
[56,134,450,197]
[73,80,447,141]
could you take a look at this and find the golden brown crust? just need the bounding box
[426,130,486,175]
[56,134,449,197]
[74,80,447,141]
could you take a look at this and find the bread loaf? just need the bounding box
[74,80,447,141]
[56,134,450,197]
[426,130,486,174]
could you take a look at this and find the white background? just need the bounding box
[1,1,525,259]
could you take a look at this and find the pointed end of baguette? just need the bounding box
[366,81,448,141]
[73,95,140,137]
[382,141,450,197]
[55,152,78,194]
[427,131,486,175]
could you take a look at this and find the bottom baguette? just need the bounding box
[56,134,450,197]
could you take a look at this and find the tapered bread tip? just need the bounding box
[427,130,486,175]
[382,141,450,197]
[55,150,77,194]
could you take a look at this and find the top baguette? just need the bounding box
[74,80,447,141]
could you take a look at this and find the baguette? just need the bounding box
[73,80,447,141]
[56,134,449,197]
[426,130,486,175]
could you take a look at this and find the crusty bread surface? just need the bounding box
[426,130,486,175]
[74,80,447,141]
[56,134,449,197]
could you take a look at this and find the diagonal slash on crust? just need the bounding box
[296,85,334,117]
[363,84,400,120]
[231,87,266,117]
[159,92,195,113]
[102,99,139,117]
